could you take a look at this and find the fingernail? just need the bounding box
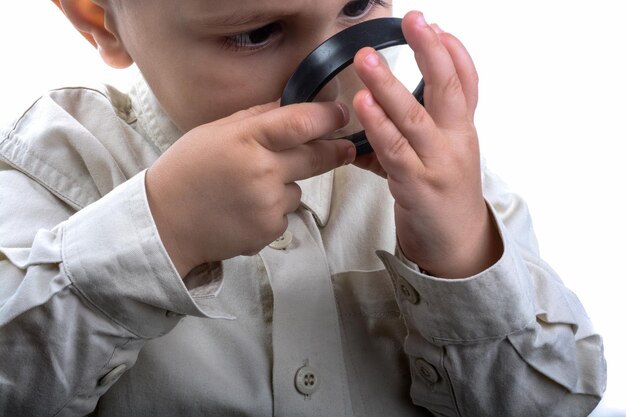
[365,50,380,68]
[415,12,428,28]
[431,23,443,34]
[364,93,376,107]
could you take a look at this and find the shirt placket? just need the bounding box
[260,212,352,417]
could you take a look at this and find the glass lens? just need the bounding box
[313,44,422,139]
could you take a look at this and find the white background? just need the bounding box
[1,1,625,415]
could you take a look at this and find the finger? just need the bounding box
[402,11,469,127]
[352,89,423,181]
[353,46,442,156]
[434,27,479,120]
[251,102,350,151]
[212,100,280,127]
[283,182,303,214]
[352,152,387,178]
[277,138,356,183]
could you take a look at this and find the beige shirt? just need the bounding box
[0,76,606,417]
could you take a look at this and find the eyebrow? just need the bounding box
[214,10,288,26]
[191,9,291,30]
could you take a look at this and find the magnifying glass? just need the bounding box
[280,17,424,155]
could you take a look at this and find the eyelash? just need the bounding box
[223,22,283,52]
[222,0,389,52]
[343,0,388,20]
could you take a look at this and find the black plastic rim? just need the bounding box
[280,17,425,155]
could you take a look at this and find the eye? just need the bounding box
[341,0,388,19]
[223,22,282,51]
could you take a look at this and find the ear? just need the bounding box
[53,0,134,68]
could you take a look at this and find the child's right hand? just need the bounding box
[145,101,355,278]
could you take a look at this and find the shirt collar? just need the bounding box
[297,171,334,227]
[129,73,182,154]
[128,74,334,227]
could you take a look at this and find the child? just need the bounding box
[0,0,606,415]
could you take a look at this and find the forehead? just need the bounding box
[174,0,349,24]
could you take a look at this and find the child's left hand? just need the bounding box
[352,11,502,278]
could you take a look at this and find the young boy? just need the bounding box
[0,0,606,416]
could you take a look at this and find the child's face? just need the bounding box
[111,0,392,132]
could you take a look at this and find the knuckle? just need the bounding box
[262,215,288,242]
[247,102,274,116]
[307,147,325,174]
[426,34,443,53]
[290,184,303,205]
[287,112,316,139]
[441,73,464,97]
[361,100,391,134]
[372,105,390,127]
[236,102,277,121]
[260,224,281,244]
[404,103,429,127]
[250,152,278,179]
[258,187,283,213]
[380,70,399,92]
[385,130,410,161]
[251,202,283,240]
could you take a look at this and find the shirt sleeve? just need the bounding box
[0,166,230,416]
[376,165,606,417]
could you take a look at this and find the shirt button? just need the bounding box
[98,364,127,386]
[269,230,293,250]
[415,358,439,384]
[397,276,420,304]
[294,365,319,395]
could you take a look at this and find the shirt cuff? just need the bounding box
[61,170,232,339]
[376,203,535,345]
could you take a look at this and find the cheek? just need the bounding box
[166,54,295,131]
